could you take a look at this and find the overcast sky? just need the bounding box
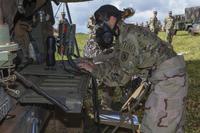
[52,0,200,33]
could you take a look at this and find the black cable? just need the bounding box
[91,77,100,133]
[63,49,101,133]
[65,3,80,57]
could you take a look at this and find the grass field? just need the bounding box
[76,31,200,133]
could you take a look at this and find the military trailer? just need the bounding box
[185,6,200,35]
[0,0,94,133]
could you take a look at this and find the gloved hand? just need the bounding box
[77,58,95,73]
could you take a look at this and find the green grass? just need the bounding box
[76,33,89,56]
[76,31,200,132]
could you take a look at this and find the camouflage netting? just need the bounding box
[185,6,200,22]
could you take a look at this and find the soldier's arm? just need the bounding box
[93,49,115,63]
[92,50,132,87]
[92,49,119,80]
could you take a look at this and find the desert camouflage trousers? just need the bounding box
[141,55,188,133]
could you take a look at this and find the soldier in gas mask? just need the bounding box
[79,5,188,133]
[83,6,136,110]
[83,8,123,110]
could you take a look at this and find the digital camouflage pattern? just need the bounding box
[83,38,102,58]
[92,21,188,133]
[164,15,175,44]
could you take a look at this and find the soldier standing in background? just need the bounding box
[149,11,159,35]
[164,11,175,44]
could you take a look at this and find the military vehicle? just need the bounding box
[172,6,200,35]
[185,6,200,35]
[0,0,96,133]
[173,14,185,35]
[188,21,200,35]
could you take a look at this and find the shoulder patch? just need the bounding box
[121,51,129,62]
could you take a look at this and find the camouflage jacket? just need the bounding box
[164,16,175,30]
[92,21,176,86]
[83,38,115,63]
[83,38,102,58]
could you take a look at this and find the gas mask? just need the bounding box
[95,22,119,50]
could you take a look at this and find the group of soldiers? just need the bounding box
[82,5,187,133]
[148,10,176,44]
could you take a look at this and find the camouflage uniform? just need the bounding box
[164,12,175,44]
[84,16,126,109]
[92,21,188,133]
[83,38,103,58]
[83,37,123,110]
[149,11,159,35]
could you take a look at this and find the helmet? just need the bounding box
[94,5,123,23]
[94,5,122,49]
